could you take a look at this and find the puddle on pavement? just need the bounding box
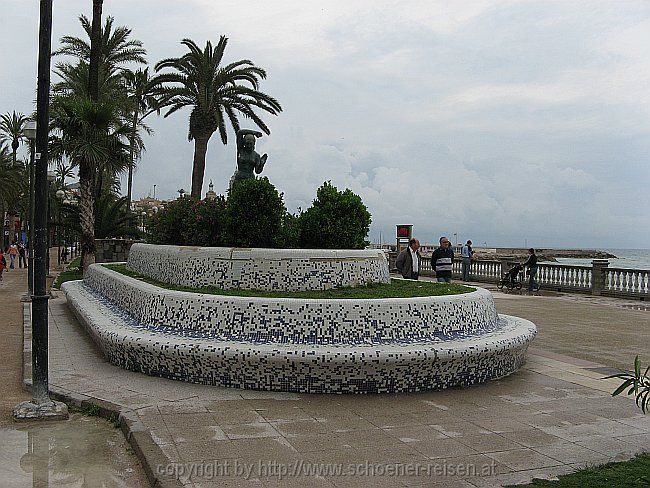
[619,303,650,312]
[0,413,148,487]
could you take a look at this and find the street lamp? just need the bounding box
[14,0,68,421]
[177,188,186,199]
[24,121,36,295]
[46,171,56,275]
[153,184,156,200]
[141,211,147,233]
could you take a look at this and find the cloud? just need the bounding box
[1,0,649,248]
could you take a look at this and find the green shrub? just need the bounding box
[148,197,197,245]
[147,179,372,250]
[187,196,227,247]
[298,181,371,249]
[225,177,286,248]
[278,212,301,248]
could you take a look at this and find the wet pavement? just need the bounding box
[0,413,148,487]
[0,265,148,487]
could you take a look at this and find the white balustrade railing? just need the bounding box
[606,268,649,295]
[399,254,647,299]
[530,264,592,291]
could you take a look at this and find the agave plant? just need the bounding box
[607,355,650,413]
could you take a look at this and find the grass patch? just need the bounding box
[506,453,650,487]
[53,256,83,289]
[68,404,121,429]
[68,404,101,417]
[104,263,474,299]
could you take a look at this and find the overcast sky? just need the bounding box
[2,1,649,248]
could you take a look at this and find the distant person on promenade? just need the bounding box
[18,242,26,268]
[8,242,18,269]
[523,248,539,292]
[0,248,5,281]
[395,238,421,280]
[461,240,474,281]
[431,236,454,283]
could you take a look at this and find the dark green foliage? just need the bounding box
[298,181,371,249]
[606,355,650,414]
[62,194,139,239]
[147,197,198,245]
[147,180,372,250]
[225,178,285,248]
[148,196,227,246]
[188,196,227,247]
[278,212,300,249]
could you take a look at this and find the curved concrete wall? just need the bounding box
[126,243,390,291]
[85,264,499,344]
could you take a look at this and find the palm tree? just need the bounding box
[0,143,27,246]
[155,37,282,199]
[49,95,129,271]
[62,193,139,239]
[52,14,146,78]
[52,7,146,271]
[0,111,28,165]
[0,112,29,244]
[122,67,161,208]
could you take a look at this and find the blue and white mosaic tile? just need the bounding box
[61,246,537,394]
[127,244,390,292]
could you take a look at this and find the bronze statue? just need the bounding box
[229,129,268,190]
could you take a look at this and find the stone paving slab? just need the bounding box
[33,290,650,487]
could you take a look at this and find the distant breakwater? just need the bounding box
[473,248,617,263]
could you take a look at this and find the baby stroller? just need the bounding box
[497,264,523,290]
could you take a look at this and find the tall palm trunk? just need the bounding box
[80,0,103,272]
[126,109,138,209]
[88,0,103,103]
[190,134,211,199]
[79,163,95,271]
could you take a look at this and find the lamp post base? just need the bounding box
[13,400,69,422]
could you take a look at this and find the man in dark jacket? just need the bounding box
[431,236,454,283]
[523,248,539,292]
[395,238,421,280]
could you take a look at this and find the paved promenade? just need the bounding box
[0,265,148,487]
[33,279,650,487]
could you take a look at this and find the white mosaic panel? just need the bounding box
[127,244,390,291]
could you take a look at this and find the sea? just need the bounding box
[548,249,650,270]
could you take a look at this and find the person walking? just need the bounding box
[523,248,539,292]
[461,240,474,281]
[18,242,27,268]
[431,236,454,283]
[395,238,421,280]
[0,248,5,282]
[8,242,18,269]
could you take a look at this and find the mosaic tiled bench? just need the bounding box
[127,243,390,291]
[62,263,537,394]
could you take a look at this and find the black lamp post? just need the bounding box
[24,122,37,295]
[46,170,55,275]
[14,0,68,421]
